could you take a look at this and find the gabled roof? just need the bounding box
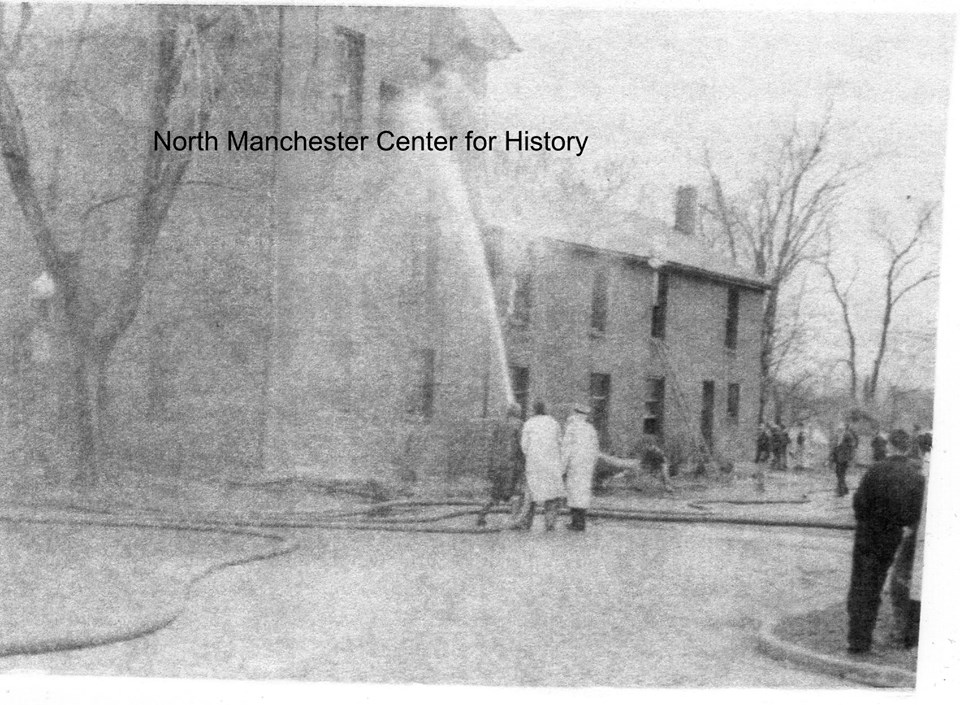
[454,9,521,60]
[554,210,769,291]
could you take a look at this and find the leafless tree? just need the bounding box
[702,112,864,421]
[0,5,246,482]
[820,238,860,401]
[820,202,939,407]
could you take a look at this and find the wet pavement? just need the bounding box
[0,515,856,687]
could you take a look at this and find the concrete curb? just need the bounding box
[758,611,916,688]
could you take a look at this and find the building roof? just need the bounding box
[553,210,770,291]
[454,9,521,60]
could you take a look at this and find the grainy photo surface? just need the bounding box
[0,1,955,696]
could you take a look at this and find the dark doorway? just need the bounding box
[701,380,715,449]
[590,373,612,450]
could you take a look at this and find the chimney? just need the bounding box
[674,186,698,237]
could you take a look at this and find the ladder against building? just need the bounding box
[650,339,720,476]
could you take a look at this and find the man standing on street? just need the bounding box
[832,425,857,497]
[518,401,565,531]
[561,404,600,532]
[476,402,525,528]
[846,429,925,654]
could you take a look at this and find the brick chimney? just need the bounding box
[674,186,698,237]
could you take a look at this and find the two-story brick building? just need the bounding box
[487,186,769,464]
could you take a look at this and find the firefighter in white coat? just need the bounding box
[518,401,565,531]
[561,404,600,531]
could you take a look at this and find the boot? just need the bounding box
[544,499,560,531]
[513,501,535,531]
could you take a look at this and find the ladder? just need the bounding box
[650,338,719,475]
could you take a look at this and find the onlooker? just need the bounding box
[517,401,565,531]
[560,404,600,532]
[831,425,857,497]
[476,402,525,528]
[793,422,807,470]
[871,432,888,463]
[771,425,789,471]
[846,429,925,654]
[755,424,771,464]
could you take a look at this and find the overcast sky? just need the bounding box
[485,8,955,391]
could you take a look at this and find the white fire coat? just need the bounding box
[520,414,565,502]
[561,415,600,509]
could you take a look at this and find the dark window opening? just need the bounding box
[509,365,530,419]
[379,81,401,129]
[701,380,715,449]
[727,383,740,423]
[725,287,740,350]
[591,266,609,333]
[409,348,436,418]
[643,376,665,437]
[509,247,534,327]
[651,272,668,339]
[403,213,439,304]
[333,27,365,131]
[590,373,612,450]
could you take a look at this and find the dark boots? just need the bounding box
[567,507,587,531]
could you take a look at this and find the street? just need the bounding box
[1,518,853,687]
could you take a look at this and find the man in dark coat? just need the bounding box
[755,424,771,464]
[831,426,857,497]
[871,432,888,462]
[476,403,525,527]
[846,429,925,654]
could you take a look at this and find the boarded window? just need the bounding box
[333,27,364,131]
[590,266,609,333]
[725,287,740,350]
[509,365,530,419]
[651,272,668,339]
[727,382,740,422]
[643,376,665,437]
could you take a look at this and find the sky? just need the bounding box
[484,8,955,392]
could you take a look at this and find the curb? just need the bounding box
[758,611,916,688]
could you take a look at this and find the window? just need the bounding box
[643,377,665,437]
[402,213,439,304]
[508,247,534,327]
[378,81,401,129]
[333,27,364,131]
[590,373,612,449]
[509,365,530,419]
[701,381,715,449]
[725,287,740,350]
[590,266,609,333]
[409,348,436,418]
[727,383,741,423]
[651,272,668,339]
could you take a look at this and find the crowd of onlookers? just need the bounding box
[755,419,932,656]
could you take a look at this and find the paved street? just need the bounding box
[1,517,854,687]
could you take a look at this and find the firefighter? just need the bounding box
[517,401,565,531]
[560,404,600,532]
[476,402,525,528]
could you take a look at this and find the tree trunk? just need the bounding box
[758,284,779,423]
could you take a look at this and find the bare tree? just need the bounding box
[819,202,939,407]
[702,113,863,420]
[0,5,245,482]
[820,237,860,401]
[864,203,939,402]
